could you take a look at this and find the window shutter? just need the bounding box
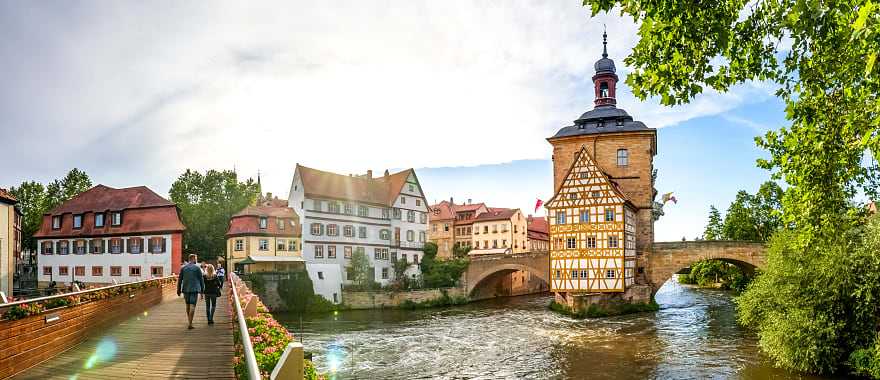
[126,239,130,253]
[162,238,167,253]
[141,238,146,253]
[55,241,60,254]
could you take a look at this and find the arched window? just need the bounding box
[617,149,629,166]
[599,82,610,97]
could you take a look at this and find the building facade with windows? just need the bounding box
[34,185,185,287]
[470,208,528,255]
[289,165,428,303]
[545,34,656,304]
[427,199,488,258]
[527,215,549,253]
[0,189,22,298]
[226,205,302,273]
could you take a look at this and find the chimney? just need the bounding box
[367,170,373,179]
[384,169,390,177]
[467,198,472,204]
[450,197,454,204]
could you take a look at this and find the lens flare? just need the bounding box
[83,338,118,370]
[325,341,346,374]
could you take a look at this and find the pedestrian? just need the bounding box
[177,254,205,330]
[199,261,207,275]
[202,264,222,325]
[216,265,226,289]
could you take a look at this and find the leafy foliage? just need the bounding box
[678,259,752,292]
[9,169,92,251]
[703,206,724,240]
[346,250,373,288]
[168,169,260,261]
[452,242,472,259]
[700,181,783,242]
[419,242,468,288]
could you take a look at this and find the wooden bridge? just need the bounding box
[0,277,236,380]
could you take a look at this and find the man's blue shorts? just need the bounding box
[183,292,199,305]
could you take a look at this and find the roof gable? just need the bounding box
[545,146,629,209]
[47,185,175,215]
[295,164,420,207]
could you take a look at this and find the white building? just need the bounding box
[289,165,428,303]
[34,185,186,287]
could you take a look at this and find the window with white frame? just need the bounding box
[52,216,61,229]
[311,223,323,236]
[606,270,616,278]
[605,209,615,222]
[358,205,369,217]
[344,203,353,215]
[277,218,285,230]
[314,245,324,258]
[288,240,297,251]
[277,239,286,251]
[580,210,590,223]
[380,229,390,240]
[259,217,268,229]
[581,270,588,279]
[329,202,340,213]
[259,239,269,251]
[328,245,337,258]
[587,236,597,248]
[400,196,406,204]
[111,212,122,226]
[571,270,578,279]
[73,214,83,229]
[407,210,415,222]
[327,224,338,236]
[344,246,352,259]
[556,211,566,225]
[566,237,576,249]
[235,239,244,251]
[382,267,389,279]
[406,230,414,242]
[617,149,629,166]
[419,231,425,242]
[393,208,401,219]
[72,239,85,254]
[95,213,105,227]
[343,225,354,237]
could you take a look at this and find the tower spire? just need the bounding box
[602,25,608,58]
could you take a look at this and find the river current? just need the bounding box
[275,279,850,380]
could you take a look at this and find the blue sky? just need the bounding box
[0,1,790,241]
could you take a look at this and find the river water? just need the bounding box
[275,279,849,379]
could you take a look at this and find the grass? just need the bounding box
[549,298,660,318]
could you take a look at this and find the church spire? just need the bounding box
[602,25,608,58]
[592,29,618,107]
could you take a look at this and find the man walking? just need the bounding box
[177,254,205,330]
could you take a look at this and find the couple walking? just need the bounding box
[177,254,223,329]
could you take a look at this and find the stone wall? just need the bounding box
[647,241,767,290]
[342,287,466,310]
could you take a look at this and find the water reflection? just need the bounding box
[275,279,847,379]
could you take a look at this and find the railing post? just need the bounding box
[270,342,304,380]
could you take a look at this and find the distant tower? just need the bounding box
[545,32,658,302]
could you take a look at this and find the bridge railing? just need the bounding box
[229,272,262,380]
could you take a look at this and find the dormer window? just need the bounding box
[597,121,604,128]
[616,119,624,127]
[111,212,122,226]
[95,213,105,227]
[73,214,83,229]
[52,216,61,229]
[259,217,268,229]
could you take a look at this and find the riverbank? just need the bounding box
[548,298,659,318]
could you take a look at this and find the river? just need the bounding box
[275,279,851,379]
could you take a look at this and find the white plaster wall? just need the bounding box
[36,234,174,285]
[306,263,342,303]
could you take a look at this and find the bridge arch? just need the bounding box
[647,241,767,290]
[464,252,550,300]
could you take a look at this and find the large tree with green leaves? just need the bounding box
[9,168,93,251]
[168,169,259,261]
[703,205,724,240]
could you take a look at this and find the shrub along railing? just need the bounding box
[230,272,315,380]
[0,275,177,378]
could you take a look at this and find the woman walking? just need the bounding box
[202,264,222,325]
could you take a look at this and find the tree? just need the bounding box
[391,259,411,290]
[168,169,259,261]
[452,242,472,259]
[9,181,46,251]
[722,182,784,241]
[277,270,315,313]
[703,205,724,240]
[45,168,92,211]
[347,250,372,288]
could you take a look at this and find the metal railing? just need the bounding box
[229,272,261,380]
[0,275,176,310]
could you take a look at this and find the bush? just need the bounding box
[399,290,468,310]
[548,299,659,318]
[736,217,880,374]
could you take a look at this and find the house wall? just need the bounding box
[470,212,528,253]
[227,235,302,270]
[0,204,11,296]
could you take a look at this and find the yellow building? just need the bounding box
[428,199,488,258]
[0,189,21,298]
[226,205,303,273]
[470,208,528,255]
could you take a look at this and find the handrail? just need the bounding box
[0,275,176,309]
[230,272,261,380]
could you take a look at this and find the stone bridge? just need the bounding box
[646,241,767,290]
[464,251,550,300]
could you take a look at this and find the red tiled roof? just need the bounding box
[527,215,549,242]
[474,208,519,222]
[429,201,489,221]
[34,185,184,238]
[528,229,549,241]
[456,203,487,212]
[46,185,174,215]
[428,201,455,220]
[296,164,417,206]
[0,188,17,205]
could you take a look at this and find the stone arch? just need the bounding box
[647,241,767,291]
[466,263,549,299]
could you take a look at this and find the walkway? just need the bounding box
[12,294,235,379]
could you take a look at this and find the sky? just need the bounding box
[0,1,788,241]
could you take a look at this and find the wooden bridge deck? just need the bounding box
[12,293,236,380]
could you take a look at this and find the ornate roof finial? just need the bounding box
[602,24,608,58]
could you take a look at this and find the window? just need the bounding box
[344,203,353,215]
[374,248,381,260]
[343,225,354,237]
[149,237,166,253]
[393,208,401,219]
[402,253,408,262]
[259,217,268,229]
[128,238,143,254]
[329,202,340,213]
[59,266,69,276]
[420,213,426,223]
[606,270,616,278]
[111,212,122,226]
[109,239,123,254]
[406,230,414,242]
[73,214,83,229]
[358,226,367,238]
[52,216,61,229]
[358,205,369,217]
[414,254,419,264]
[277,218,285,230]
[400,196,406,204]
[608,236,619,248]
[554,270,561,279]
[151,266,163,277]
[311,223,323,236]
[566,238,576,249]
[74,266,85,276]
[407,210,415,223]
[258,239,269,251]
[380,229,390,240]
[318,271,324,280]
[41,241,53,255]
[382,267,389,279]
[129,266,141,277]
[587,236,597,248]
[92,266,103,276]
[391,252,397,262]
[328,245,337,259]
[110,266,122,276]
[444,223,450,232]
[313,200,323,211]
[556,212,566,225]
[235,239,244,251]
[503,239,508,247]
[419,231,426,242]
[432,224,437,232]
[600,81,609,97]
[314,245,324,258]
[288,240,297,251]
[90,239,104,254]
[568,193,577,200]
[382,208,390,219]
[74,240,86,254]
[580,210,590,223]
[571,270,578,279]
[617,149,629,166]
[579,172,589,179]
[416,199,421,206]
[344,246,352,259]
[327,224,338,236]
[277,239,287,251]
[409,184,415,192]
[605,209,615,222]
[492,240,498,248]
[43,266,52,276]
